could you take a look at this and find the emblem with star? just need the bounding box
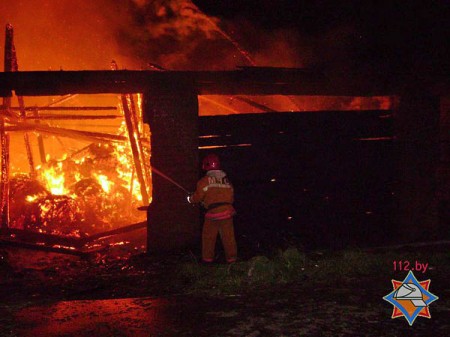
[383,270,439,325]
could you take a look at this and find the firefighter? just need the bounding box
[187,153,237,263]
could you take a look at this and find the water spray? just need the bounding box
[185,2,301,111]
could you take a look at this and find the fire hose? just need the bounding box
[151,167,190,194]
[137,167,191,211]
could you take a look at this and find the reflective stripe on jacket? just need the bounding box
[191,170,234,213]
[205,208,236,221]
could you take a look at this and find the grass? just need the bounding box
[176,247,310,295]
[175,245,450,296]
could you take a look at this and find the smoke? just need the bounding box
[219,17,307,68]
[113,0,230,69]
[115,0,307,70]
[0,0,306,71]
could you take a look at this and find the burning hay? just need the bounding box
[22,194,84,237]
[0,24,151,241]
[7,128,149,239]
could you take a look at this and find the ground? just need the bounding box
[0,242,449,336]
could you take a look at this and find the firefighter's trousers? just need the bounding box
[202,217,237,263]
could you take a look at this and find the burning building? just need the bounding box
[0,1,448,254]
[0,25,153,253]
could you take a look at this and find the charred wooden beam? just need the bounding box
[129,94,151,201]
[18,95,36,177]
[11,106,117,111]
[0,131,9,229]
[0,238,88,256]
[0,223,146,251]
[0,228,83,247]
[6,122,128,143]
[22,114,122,120]
[120,95,149,204]
[3,24,36,177]
[0,68,401,97]
[79,221,147,244]
[234,96,277,112]
[30,108,47,163]
[1,25,14,101]
[112,61,149,205]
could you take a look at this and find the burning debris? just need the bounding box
[2,113,151,241]
[0,25,151,246]
[23,195,84,237]
[7,139,147,239]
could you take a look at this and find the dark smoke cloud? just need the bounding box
[112,0,236,70]
[107,0,352,71]
[0,0,308,71]
[115,0,311,70]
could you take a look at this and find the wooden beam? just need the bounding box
[22,114,122,120]
[0,228,83,247]
[5,122,128,143]
[0,69,401,97]
[0,239,89,256]
[79,221,147,245]
[10,106,117,111]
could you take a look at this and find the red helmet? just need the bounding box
[202,153,220,171]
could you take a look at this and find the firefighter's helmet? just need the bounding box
[202,153,220,171]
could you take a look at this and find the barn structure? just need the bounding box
[0,66,447,251]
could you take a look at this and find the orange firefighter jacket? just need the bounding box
[190,170,235,215]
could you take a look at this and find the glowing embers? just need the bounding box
[10,174,83,237]
[8,130,148,237]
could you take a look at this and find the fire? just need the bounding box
[4,89,152,238]
[109,241,128,247]
[38,162,68,196]
[30,119,149,212]
[25,195,38,203]
[111,136,147,203]
[95,174,112,193]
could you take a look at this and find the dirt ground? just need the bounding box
[0,243,449,337]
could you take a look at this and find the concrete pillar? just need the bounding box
[394,88,441,242]
[143,91,200,251]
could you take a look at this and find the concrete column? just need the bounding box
[143,91,200,251]
[394,88,440,242]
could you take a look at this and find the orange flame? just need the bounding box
[38,162,68,195]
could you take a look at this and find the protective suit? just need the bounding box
[188,154,237,263]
